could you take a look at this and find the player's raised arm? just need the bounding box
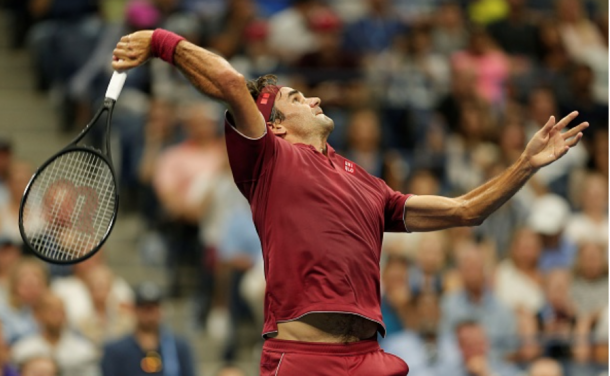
[404,111,589,232]
[111,29,265,139]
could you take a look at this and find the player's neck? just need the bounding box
[288,134,329,155]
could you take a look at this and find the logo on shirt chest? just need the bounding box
[344,161,355,174]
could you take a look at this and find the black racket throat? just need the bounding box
[69,97,117,158]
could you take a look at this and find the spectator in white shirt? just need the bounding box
[495,228,545,315]
[565,172,608,246]
[12,292,99,376]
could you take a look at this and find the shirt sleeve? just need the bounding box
[381,180,413,233]
[224,111,277,201]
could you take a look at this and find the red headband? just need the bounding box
[256,85,283,122]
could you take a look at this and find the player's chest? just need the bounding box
[271,152,386,213]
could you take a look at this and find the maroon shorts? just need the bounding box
[260,338,409,376]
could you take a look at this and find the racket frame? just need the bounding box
[19,98,120,264]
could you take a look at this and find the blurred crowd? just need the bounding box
[0,0,608,375]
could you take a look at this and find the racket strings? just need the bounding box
[22,150,116,261]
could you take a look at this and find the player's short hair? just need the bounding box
[246,75,285,123]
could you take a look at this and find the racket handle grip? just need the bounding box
[105,71,127,101]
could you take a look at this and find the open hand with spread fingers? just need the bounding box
[112,30,154,72]
[522,111,589,170]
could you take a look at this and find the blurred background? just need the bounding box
[0,0,607,375]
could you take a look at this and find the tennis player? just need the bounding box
[112,29,588,376]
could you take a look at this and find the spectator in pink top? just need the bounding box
[451,27,510,107]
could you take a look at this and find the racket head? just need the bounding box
[19,146,119,264]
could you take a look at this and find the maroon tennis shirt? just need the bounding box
[225,114,412,338]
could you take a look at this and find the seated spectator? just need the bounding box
[0,161,33,242]
[451,27,510,107]
[11,292,99,376]
[526,194,577,272]
[267,0,322,63]
[556,0,608,103]
[0,258,47,344]
[76,265,135,348]
[558,63,609,140]
[440,245,516,358]
[343,0,405,57]
[431,1,468,57]
[152,100,225,306]
[528,357,563,376]
[513,312,543,366]
[27,0,102,91]
[535,21,573,103]
[445,101,499,193]
[205,0,258,59]
[565,172,608,246]
[137,98,179,228]
[438,321,519,376]
[19,356,59,376]
[408,232,447,297]
[380,254,411,336]
[294,8,362,113]
[487,0,540,62]
[215,194,263,360]
[0,235,23,304]
[51,253,133,327]
[101,282,196,376]
[536,269,578,359]
[382,293,459,376]
[228,20,283,81]
[369,25,449,126]
[569,242,608,317]
[434,68,481,134]
[0,322,18,376]
[495,228,545,315]
[343,109,384,177]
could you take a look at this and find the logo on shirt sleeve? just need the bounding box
[345,161,355,174]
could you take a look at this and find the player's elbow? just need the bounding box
[219,71,247,97]
[457,203,485,227]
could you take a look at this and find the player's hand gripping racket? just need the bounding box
[19,71,127,264]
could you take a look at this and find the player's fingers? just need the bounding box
[565,132,583,147]
[540,116,555,135]
[555,111,579,131]
[112,48,130,60]
[563,122,589,139]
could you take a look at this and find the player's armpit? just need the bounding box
[404,195,477,232]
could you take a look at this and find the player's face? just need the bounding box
[272,87,334,139]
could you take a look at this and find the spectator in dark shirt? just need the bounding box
[343,0,405,56]
[101,282,196,376]
[487,0,541,61]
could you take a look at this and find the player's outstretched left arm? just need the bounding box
[404,111,588,232]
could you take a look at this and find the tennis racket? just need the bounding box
[19,71,127,264]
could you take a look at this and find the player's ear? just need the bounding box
[268,122,287,137]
